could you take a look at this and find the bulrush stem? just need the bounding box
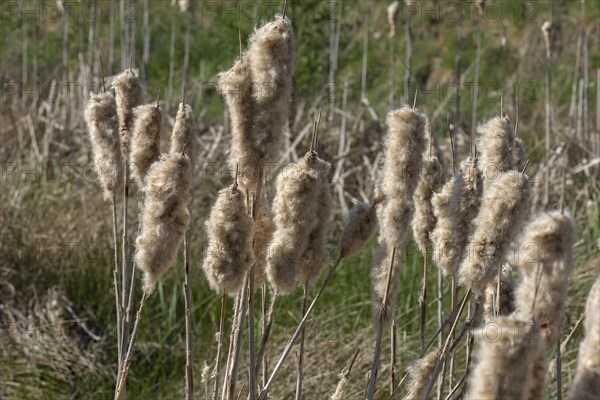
[419,249,428,357]
[390,321,397,398]
[114,290,149,400]
[226,274,249,400]
[222,294,241,400]
[295,281,309,400]
[366,248,396,400]
[556,336,562,400]
[248,267,257,400]
[112,195,123,388]
[183,234,194,400]
[258,255,344,400]
[448,277,458,391]
[423,288,472,400]
[255,294,277,380]
[212,294,227,400]
[120,160,130,373]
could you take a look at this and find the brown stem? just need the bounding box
[212,294,227,400]
[294,281,309,400]
[183,234,194,400]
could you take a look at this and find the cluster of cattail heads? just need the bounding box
[412,153,444,254]
[202,183,255,295]
[218,15,295,193]
[430,175,462,276]
[130,104,161,188]
[135,153,191,293]
[84,91,122,200]
[458,171,530,294]
[268,150,331,292]
[112,70,142,157]
[477,116,516,186]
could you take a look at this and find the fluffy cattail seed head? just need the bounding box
[84,91,122,199]
[267,152,329,293]
[459,171,530,294]
[412,156,444,253]
[466,316,540,400]
[403,348,442,400]
[170,103,194,155]
[130,104,161,188]
[514,211,576,350]
[112,70,142,158]
[512,137,527,171]
[454,156,483,263]
[431,175,462,277]
[568,276,600,400]
[478,116,515,186]
[483,264,515,323]
[252,191,275,288]
[387,1,400,38]
[340,201,377,258]
[135,153,191,293]
[202,184,255,295]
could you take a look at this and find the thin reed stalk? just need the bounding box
[255,295,277,380]
[183,234,193,400]
[419,251,427,357]
[258,255,343,400]
[366,248,396,400]
[226,274,249,400]
[248,267,257,400]
[114,291,149,400]
[213,294,227,400]
[295,281,309,400]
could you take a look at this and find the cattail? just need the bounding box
[84,91,122,200]
[387,1,400,38]
[130,104,161,188]
[112,70,142,157]
[170,103,194,155]
[245,15,296,192]
[370,242,399,327]
[267,152,329,293]
[135,153,191,293]
[202,183,255,295]
[454,156,483,259]
[412,155,443,253]
[465,316,541,400]
[330,372,349,400]
[512,137,527,171]
[178,0,190,12]
[568,276,600,400]
[372,107,426,326]
[217,56,256,188]
[403,348,441,400]
[340,201,377,258]
[541,21,552,58]
[458,171,530,294]
[514,211,576,349]
[430,175,462,276]
[477,116,515,186]
[298,180,332,286]
[379,107,426,247]
[512,211,576,400]
[483,264,515,323]
[252,191,275,287]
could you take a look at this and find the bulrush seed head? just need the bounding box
[202,184,255,295]
[130,104,161,189]
[170,103,194,155]
[135,153,191,294]
[112,70,142,158]
[477,116,515,186]
[430,175,462,277]
[412,155,444,254]
[340,201,377,259]
[403,348,442,400]
[84,91,123,200]
[454,156,483,262]
[568,276,600,400]
[466,316,541,400]
[267,151,329,293]
[458,171,530,294]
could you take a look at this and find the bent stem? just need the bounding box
[114,290,149,400]
[257,255,344,400]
